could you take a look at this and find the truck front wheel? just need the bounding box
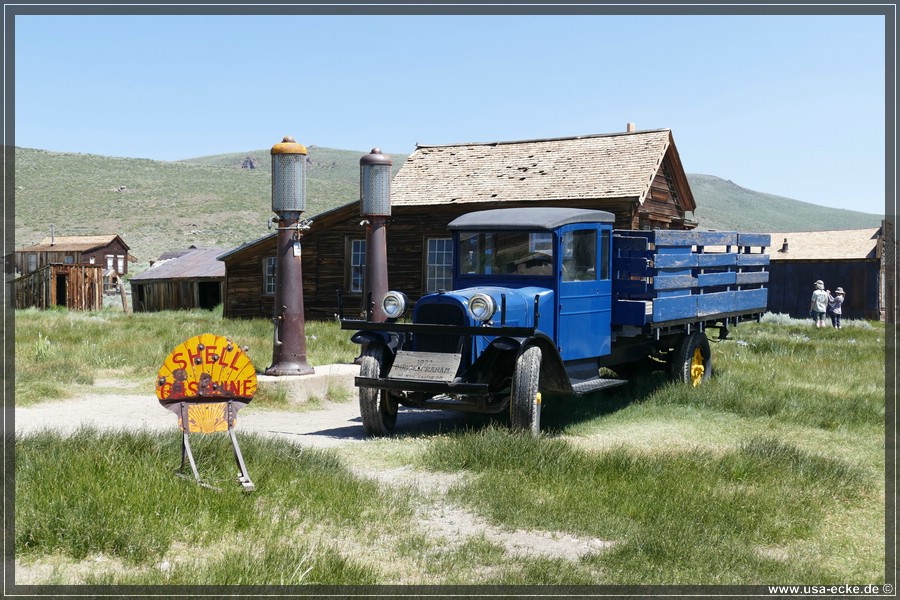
[510,345,542,435]
[359,344,398,437]
[670,331,712,387]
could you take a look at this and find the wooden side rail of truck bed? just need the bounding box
[611,230,770,328]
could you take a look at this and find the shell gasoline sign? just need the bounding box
[156,333,257,433]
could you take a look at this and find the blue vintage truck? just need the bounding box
[341,207,770,436]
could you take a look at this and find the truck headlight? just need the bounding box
[381,291,408,319]
[468,293,496,322]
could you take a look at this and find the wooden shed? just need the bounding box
[14,263,105,310]
[130,247,226,312]
[766,227,885,320]
[220,127,699,320]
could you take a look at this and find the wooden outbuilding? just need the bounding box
[130,247,226,312]
[13,233,135,310]
[766,226,885,320]
[220,127,699,320]
[14,264,105,310]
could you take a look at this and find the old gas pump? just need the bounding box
[359,148,392,322]
[265,136,314,376]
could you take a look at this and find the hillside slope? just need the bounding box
[686,174,882,233]
[12,147,883,274]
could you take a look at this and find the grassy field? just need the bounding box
[13,309,887,588]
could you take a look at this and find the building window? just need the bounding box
[263,257,276,296]
[106,254,114,270]
[27,253,37,272]
[350,239,366,293]
[64,255,74,264]
[426,238,453,292]
[117,255,125,274]
[561,230,597,282]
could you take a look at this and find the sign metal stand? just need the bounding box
[157,334,258,492]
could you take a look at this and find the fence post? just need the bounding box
[119,280,130,314]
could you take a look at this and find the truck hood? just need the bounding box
[415,285,554,331]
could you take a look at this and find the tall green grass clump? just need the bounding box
[16,427,407,584]
[664,319,885,430]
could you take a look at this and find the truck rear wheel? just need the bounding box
[670,331,711,387]
[510,345,542,435]
[359,344,398,437]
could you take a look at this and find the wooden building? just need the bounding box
[220,127,699,320]
[766,227,885,320]
[14,264,105,310]
[15,234,133,275]
[130,247,226,312]
[14,234,134,294]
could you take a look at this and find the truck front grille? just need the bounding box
[414,303,466,354]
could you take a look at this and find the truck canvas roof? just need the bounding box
[448,207,615,232]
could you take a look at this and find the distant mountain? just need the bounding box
[12,147,883,274]
[686,174,883,233]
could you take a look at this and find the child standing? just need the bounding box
[810,280,829,328]
[828,287,846,329]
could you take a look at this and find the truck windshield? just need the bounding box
[459,231,553,276]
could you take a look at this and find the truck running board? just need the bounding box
[571,378,628,396]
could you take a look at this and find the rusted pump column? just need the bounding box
[360,148,392,322]
[266,136,314,376]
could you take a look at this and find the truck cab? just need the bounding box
[341,206,769,436]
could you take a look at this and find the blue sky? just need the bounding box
[12,11,890,215]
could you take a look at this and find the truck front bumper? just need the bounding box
[355,375,489,395]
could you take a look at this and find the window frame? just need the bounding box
[425,237,453,293]
[262,256,277,296]
[347,238,366,294]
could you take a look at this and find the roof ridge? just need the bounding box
[415,129,671,149]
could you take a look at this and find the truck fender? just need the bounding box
[487,336,523,352]
[350,330,403,354]
[520,334,571,394]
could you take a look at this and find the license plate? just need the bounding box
[388,351,461,383]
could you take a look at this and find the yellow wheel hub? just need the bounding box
[690,347,705,387]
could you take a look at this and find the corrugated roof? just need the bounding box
[390,129,674,207]
[131,248,226,281]
[766,228,881,261]
[19,234,128,252]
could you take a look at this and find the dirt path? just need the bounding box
[12,383,467,448]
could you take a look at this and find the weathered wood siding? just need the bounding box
[82,239,132,274]
[14,264,104,310]
[222,242,275,319]
[767,260,882,320]
[132,279,223,312]
[636,167,688,230]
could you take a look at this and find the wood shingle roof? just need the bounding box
[766,228,882,261]
[18,234,128,253]
[390,129,691,209]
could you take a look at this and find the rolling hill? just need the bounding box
[12,146,884,274]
